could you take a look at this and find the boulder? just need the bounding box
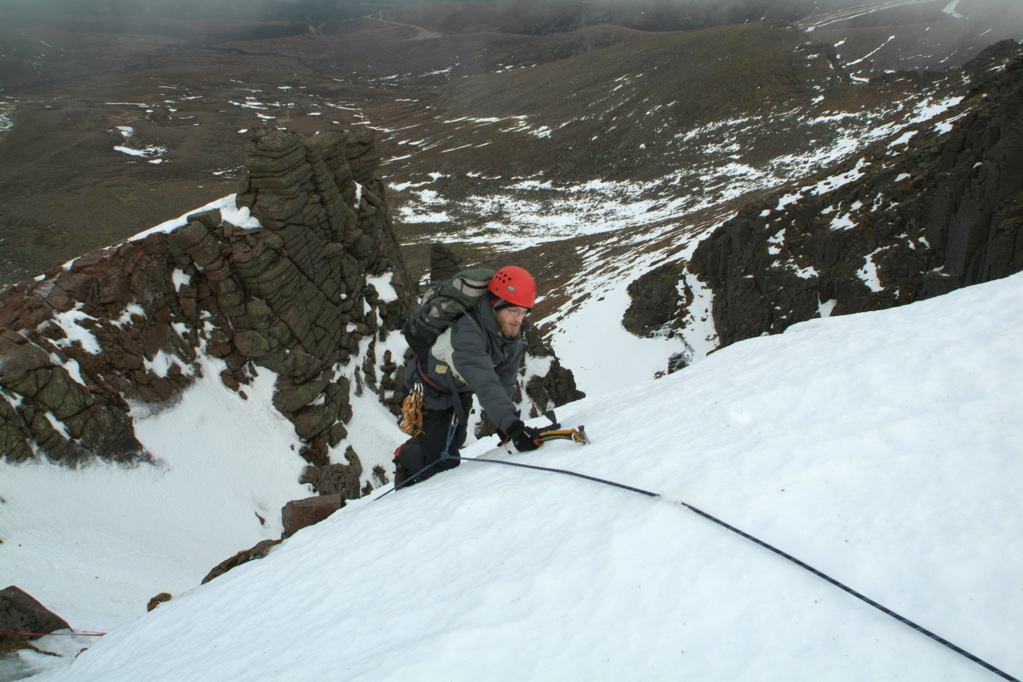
[146,592,172,612]
[0,586,70,642]
[281,495,344,538]
[314,446,363,500]
[201,539,283,584]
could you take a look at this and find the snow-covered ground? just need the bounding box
[0,355,312,634]
[6,265,1022,681]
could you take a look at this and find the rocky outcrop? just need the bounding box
[520,323,586,419]
[622,261,689,338]
[227,127,415,468]
[201,539,282,585]
[0,126,415,472]
[2,122,586,534]
[281,495,344,538]
[688,43,1023,347]
[0,586,70,642]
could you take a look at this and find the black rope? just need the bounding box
[672,499,1019,681]
[375,458,435,500]
[442,453,1019,682]
[458,455,659,498]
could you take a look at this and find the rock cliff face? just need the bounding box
[227,127,416,467]
[622,261,689,338]
[0,125,584,492]
[0,126,412,469]
[687,42,1023,348]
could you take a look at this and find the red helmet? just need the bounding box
[489,266,536,308]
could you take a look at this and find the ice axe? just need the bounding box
[537,410,590,445]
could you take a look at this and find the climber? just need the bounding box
[394,266,542,488]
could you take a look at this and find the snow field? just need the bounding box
[0,354,311,632]
[28,271,1023,681]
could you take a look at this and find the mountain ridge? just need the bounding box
[687,40,1023,347]
[3,0,1021,284]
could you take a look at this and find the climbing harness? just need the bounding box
[438,451,1019,682]
[398,381,425,436]
[415,360,451,395]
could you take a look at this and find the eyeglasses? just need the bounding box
[504,307,530,318]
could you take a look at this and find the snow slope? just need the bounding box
[0,355,311,634]
[17,270,1023,681]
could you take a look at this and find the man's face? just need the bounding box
[495,306,529,337]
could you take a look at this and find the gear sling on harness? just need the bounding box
[396,354,472,481]
[398,381,425,436]
[394,358,472,487]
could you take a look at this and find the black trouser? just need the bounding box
[395,392,473,486]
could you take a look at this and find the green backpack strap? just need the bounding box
[404,268,497,362]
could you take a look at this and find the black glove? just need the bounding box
[506,420,541,452]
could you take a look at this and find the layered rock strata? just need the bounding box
[1,124,587,507]
[0,126,415,470]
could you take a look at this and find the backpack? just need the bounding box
[403,267,496,363]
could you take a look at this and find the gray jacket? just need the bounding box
[404,296,524,433]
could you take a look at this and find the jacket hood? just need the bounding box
[475,294,501,335]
